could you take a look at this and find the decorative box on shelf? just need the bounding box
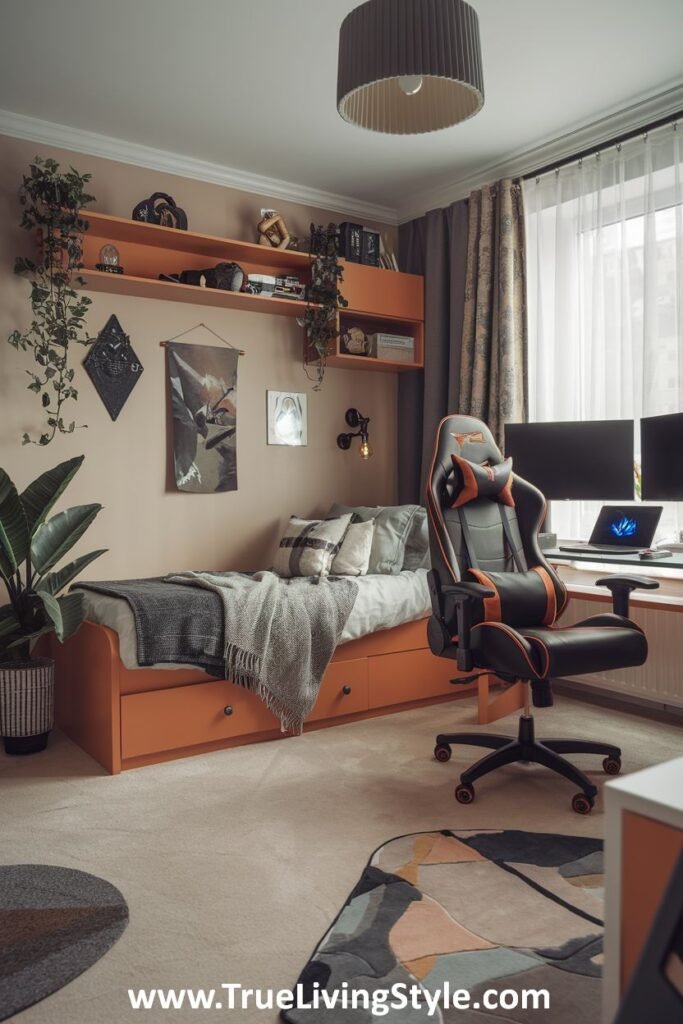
[368,332,416,363]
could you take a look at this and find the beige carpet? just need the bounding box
[1,693,681,1023]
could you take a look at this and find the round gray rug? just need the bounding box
[0,864,129,1020]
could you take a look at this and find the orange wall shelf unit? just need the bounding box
[310,260,425,373]
[79,212,425,372]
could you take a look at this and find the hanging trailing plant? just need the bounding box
[300,222,348,390]
[8,156,95,446]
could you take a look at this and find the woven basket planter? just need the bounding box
[0,657,54,755]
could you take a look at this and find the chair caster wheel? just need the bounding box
[572,792,594,815]
[434,744,452,763]
[455,783,475,805]
[603,756,621,776]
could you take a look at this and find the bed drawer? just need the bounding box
[307,658,369,722]
[368,647,463,709]
[121,679,280,759]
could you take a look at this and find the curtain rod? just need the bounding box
[523,109,682,182]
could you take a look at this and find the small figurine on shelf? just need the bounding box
[95,244,125,275]
[257,209,292,249]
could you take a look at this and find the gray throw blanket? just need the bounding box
[166,571,357,732]
[77,572,357,733]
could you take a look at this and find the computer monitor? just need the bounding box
[640,412,683,500]
[504,419,635,500]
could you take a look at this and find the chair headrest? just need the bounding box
[443,415,503,465]
[428,414,507,512]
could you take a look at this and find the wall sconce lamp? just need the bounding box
[337,408,373,460]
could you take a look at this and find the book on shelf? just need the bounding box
[361,228,380,266]
[338,222,363,262]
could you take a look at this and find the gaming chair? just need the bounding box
[426,414,658,814]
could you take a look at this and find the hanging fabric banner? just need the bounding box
[166,341,239,493]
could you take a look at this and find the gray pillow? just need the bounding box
[328,503,421,575]
[403,506,431,571]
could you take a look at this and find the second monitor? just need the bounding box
[504,419,635,500]
[641,412,683,500]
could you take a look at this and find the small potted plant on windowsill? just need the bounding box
[0,455,105,754]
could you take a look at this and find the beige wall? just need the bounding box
[0,134,398,580]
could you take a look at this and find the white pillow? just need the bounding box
[327,503,421,574]
[330,519,375,576]
[273,514,352,578]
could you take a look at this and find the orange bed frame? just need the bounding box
[52,617,522,774]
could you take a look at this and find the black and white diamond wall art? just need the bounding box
[83,315,143,420]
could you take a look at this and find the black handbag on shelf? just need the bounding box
[132,192,188,230]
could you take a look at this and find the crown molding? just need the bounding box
[397,81,683,223]
[3,83,682,230]
[0,108,399,226]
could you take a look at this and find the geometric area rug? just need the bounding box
[0,865,129,1021]
[283,830,604,1023]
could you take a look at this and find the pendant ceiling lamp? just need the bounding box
[337,0,484,134]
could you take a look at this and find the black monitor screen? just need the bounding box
[504,420,634,500]
[641,412,683,500]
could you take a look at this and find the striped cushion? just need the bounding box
[273,514,352,578]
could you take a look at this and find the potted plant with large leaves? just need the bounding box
[0,455,105,754]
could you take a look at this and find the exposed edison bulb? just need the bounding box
[398,75,424,96]
[359,438,373,461]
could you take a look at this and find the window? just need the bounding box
[523,124,683,541]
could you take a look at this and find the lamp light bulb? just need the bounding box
[359,438,373,461]
[398,75,423,96]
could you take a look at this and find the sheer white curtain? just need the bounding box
[523,123,683,541]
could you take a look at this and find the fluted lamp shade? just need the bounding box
[337,0,484,134]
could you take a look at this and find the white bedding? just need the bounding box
[80,569,431,671]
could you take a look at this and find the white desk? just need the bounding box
[604,757,683,1022]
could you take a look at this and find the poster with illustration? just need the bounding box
[167,342,238,492]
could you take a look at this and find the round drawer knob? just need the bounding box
[342,685,352,696]
[223,705,233,716]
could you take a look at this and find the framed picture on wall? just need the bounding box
[267,391,307,447]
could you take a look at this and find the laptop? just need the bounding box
[559,505,663,555]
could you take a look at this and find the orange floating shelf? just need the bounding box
[79,268,312,319]
[83,211,311,271]
[325,352,423,373]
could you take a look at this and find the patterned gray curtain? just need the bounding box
[460,179,528,448]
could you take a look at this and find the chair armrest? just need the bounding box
[595,574,660,617]
[427,573,494,670]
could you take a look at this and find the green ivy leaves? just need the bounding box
[8,155,95,446]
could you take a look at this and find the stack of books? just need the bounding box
[337,224,399,271]
[247,274,306,300]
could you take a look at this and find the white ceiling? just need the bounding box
[1,0,682,222]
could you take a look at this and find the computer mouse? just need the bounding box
[640,548,671,559]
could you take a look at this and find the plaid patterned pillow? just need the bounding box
[273,514,352,578]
